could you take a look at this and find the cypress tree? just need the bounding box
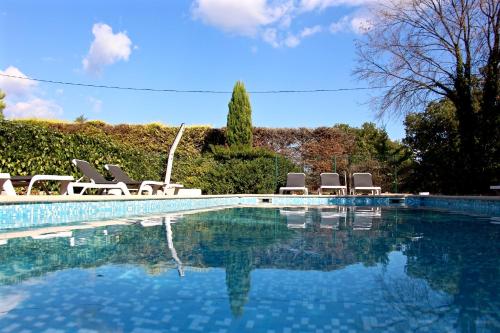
[226,81,253,147]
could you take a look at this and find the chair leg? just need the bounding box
[0,179,16,196]
[60,181,71,195]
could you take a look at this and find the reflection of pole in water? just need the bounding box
[164,217,185,277]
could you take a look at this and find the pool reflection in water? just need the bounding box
[0,207,499,332]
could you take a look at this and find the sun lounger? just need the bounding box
[69,159,131,195]
[318,173,347,195]
[279,173,308,195]
[280,208,308,229]
[0,173,15,195]
[319,206,347,229]
[351,207,381,230]
[351,173,381,195]
[105,164,166,195]
[1,173,74,196]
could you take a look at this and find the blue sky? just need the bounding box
[0,0,406,139]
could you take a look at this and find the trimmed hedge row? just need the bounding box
[2,120,407,193]
[0,121,299,194]
[0,121,163,182]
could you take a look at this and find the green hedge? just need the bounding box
[0,121,298,194]
[0,121,163,183]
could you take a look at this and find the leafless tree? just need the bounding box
[355,0,499,190]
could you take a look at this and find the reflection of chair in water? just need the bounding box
[320,206,347,229]
[280,208,308,229]
[164,217,185,277]
[351,207,381,230]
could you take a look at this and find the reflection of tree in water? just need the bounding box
[225,250,252,317]
[174,208,294,316]
[377,274,455,331]
[380,210,500,332]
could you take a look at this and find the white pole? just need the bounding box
[164,123,186,185]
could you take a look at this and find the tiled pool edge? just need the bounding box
[406,195,500,217]
[1,194,499,230]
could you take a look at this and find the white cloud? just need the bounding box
[329,13,372,34]
[5,98,63,119]
[350,15,373,33]
[0,66,37,97]
[300,25,322,37]
[329,16,350,33]
[261,24,322,48]
[87,96,103,113]
[192,0,292,36]
[190,0,381,48]
[299,0,381,12]
[262,28,280,48]
[82,23,133,74]
[0,66,64,119]
[284,34,301,48]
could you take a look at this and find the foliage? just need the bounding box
[0,121,163,187]
[253,123,410,192]
[209,145,275,160]
[0,90,5,120]
[404,100,463,194]
[74,114,87,123]
[1,119,408,194]
[173,147,299,194]
[226,81,253,148]
[355,0,500,193]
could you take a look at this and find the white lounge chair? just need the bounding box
[279,173,308,195]
[1,173,74,196]
[69,159,131,195]
[351,173,381,195]
[105,164,165,195]
[320,206,347,229]
[318,173,347,195]
[351,207,381,230]
[280,208,308,229]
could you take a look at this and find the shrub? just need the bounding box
[173,147,299,194]
[226,81,253,148]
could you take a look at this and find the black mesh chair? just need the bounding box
[351,173,381,195]
[105,164,165,195]
[318,173,347,195]
[279,173,308,195]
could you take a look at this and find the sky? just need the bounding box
[0,0,406,140]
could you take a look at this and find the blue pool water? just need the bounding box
[0,206,498,332]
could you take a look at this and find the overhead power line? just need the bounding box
[0,73,389,94]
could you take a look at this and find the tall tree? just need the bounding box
[404,99,461,193]
[0,90,5,120]
[226,81,253,148]
[355,0,500,193]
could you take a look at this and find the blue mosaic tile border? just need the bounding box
[268,196,403,206]
[0,197,245,230]
[0,195,498,230]
[406,196,500,217]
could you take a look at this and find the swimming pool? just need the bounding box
[0,206,498,332]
